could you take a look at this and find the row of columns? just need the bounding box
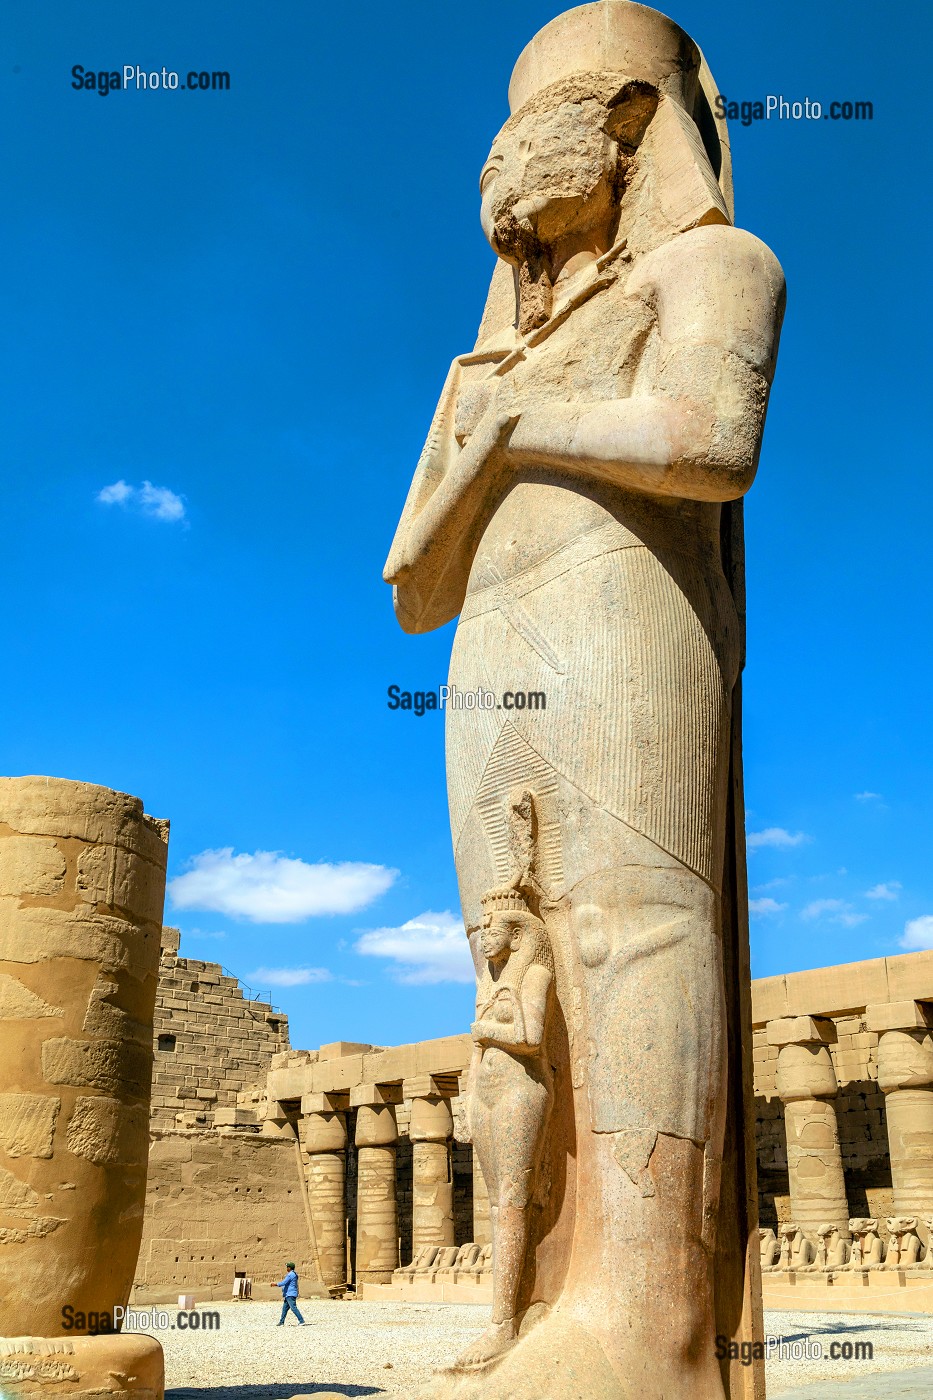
[300,1072,480,1291]
[770,1000,933,1238]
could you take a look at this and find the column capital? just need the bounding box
[865,1001,933,1034]
[409,1093,454,1143]
[302,1107,348,1153]
[775,1041,838,1102]
[766,1015,836,1048]
[354,1099,399,1148]
[876,1026,933,1095]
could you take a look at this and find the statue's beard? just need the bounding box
[493,209,553,336]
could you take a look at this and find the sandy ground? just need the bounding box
[123,1299,933,1399]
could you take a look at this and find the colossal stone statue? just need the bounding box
[385,4,784,1396]
[0,777,169,1398]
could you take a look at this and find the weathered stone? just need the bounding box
[0,1092,60,1159]
[0,835,66,897]
[65,1096,149,1166]
[0,774,168,1380]
[0,971,64,1020]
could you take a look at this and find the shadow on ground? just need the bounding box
[167,1387,384,1399]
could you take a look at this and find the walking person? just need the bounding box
[272,1261,305,1325]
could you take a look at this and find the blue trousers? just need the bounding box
[278,1294,304,1324]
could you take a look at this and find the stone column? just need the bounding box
[301,1091,349,1291]
[867,1001,933,1217]
[770,1015,850,1239]
[404,1074,455,1253]
[0,776,168,1393]
[352,1082,401,1285]
[472,1145,492,1246]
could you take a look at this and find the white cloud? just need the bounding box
[98,479,133,504]
[247,965,332,988]
[139,480,185,521]
[802,898,868,927]
[747,827,809,851]
[901,916,933,952]
[96,479,186,522]
[865,882,902,901]
[749,897,787,916]
[168,848,397,923]
[752,878,792,894]
[855,791,882,802]
[355,911,474,985]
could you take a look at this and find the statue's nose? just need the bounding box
[511,194,550,236]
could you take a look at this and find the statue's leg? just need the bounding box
[431,814,730,1398]
[550,831,728,1400]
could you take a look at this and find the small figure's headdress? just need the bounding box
[480,886,530,915]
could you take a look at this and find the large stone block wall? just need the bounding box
[151,928,289,1131]
[133,1131,318,1303]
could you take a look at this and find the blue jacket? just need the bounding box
[276,1269,299,1297]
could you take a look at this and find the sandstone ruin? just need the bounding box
[0,777,169,1399]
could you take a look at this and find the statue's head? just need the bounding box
[477,3,732,333]
[479,886,541,962]
[479,78,658,267]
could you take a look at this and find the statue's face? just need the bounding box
[480,912,520,960]
[479,98,617,260]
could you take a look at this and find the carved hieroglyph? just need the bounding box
[0,777,168,1398]
[385,4,784,1397]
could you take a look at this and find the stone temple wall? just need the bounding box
[150,927,289,1132]
[133,1130,316,1304]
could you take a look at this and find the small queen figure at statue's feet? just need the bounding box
[453,886,553,1371]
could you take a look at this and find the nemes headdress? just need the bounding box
[507,1,733,222]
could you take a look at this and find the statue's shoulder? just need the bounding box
[625,225,786,371]
[627,224,784,299]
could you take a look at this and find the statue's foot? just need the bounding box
[449,1319,518,1371]
[418,1308,728,1400]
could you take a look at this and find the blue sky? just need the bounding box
[2,1,930,1051]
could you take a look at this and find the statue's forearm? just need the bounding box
[472,1019,538,1053]
[507,392,762,503]
[384,408,517,632]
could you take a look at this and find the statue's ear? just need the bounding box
[604,80,659,152]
